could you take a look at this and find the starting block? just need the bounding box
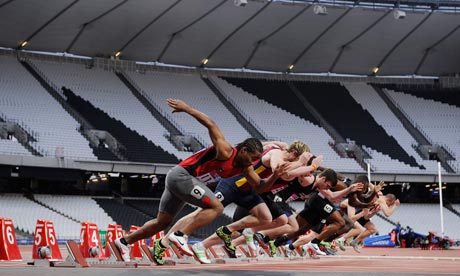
[52,241,138,268]
[80,222,104,258]
[168,244,196,264]
[104,224,123,258]
[50,241,88,267]
[212,245,251,263]
[138,244,176,266]
[28,219,64,267]
[0,217,22,261]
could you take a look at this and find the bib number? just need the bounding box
[191,186,205,199]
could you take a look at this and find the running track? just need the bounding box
[1,246,459,275]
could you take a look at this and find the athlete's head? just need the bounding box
[385,193,397,206]
[353,175,375,203]
[234,138,263,168]
[316,168,338,189]
[286,140,310,161]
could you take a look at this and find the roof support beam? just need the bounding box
[243,5,310,69]
[375,12,432,74]
[288,7,352,72]
[17,0,80,49]
[115,0,182,56]
[200,1,272,67]
[329,9,391,73]
[415,22,460,75]
[157,0,226,62]
[66,0,128,53]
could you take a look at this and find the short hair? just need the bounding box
[385,193,396,203]
[236,138,263,154]
[353,175,369,184]
[318,168,338,187]
[287,140,310,157]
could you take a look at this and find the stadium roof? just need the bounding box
[1,0,460,76]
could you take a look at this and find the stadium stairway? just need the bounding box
[293,81,421,169]
[62,87,179,164]
[20,60,120,161]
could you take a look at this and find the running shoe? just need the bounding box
[303,245,321,259]
[192,242,211,264]
[307,242,326,256]
[268,240,277,257]
[216,226,236,258]
[320,241,337,252]
[253,232,268,249]
[114,238,131,262]
[153,239,166,265]
[350,240,361,253]
[336,239,346,251]
[169,232,193,256]
[284,245,296,257]
[242,228,256,251]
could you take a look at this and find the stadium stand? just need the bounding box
[125,70,251,146]
[93,198,153,232]
[291,81,420,168]
[0,193,81,239]
[385,89,460,173]
[0,56,96,160]
[62,87,179,164]
[30,60,184,162]
[0,139,32,156]
[33,194,115,227]
[389,203,459,239]
[344,82,443,173]
[213,76,363,172]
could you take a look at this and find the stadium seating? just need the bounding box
[31,60,184,162]
[0,56,96,160]
[385,89,460,170]
[0,139,32,156]
[390,203,459,239]
[33,194,115,228]
[0,193,81,239]
[344,82,443,173]
[125,70,251,146]
[212,76,363,172]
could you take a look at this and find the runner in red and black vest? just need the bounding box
[115,98,287,265]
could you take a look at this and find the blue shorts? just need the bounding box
[215,178,264,210]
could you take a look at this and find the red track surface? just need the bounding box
[1,246,459,274]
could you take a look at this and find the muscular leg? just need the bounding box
[233,214,289,247]
[340,221,365,241]
[260,214,298,240]
[202,203,271,249]
[226,203,272,232]
[288,215,312,241]
[292,230,318,248]
[181,199,223,235]
[165,208,201,237]
[323,213,354,242]
[354,221,378,244]
[124,211,174,244]
[314,211,345,242]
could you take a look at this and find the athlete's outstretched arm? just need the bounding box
[167,98,232,159]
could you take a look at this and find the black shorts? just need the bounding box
[260,193,287,220]
[311,219,326,234]
[298,192,335,226]
[232,192,287,223]
[357,216,370,226]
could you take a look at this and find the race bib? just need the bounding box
[215,191,224,202]
[196,171,222,184]
[323,204,333,213]
[191,186,205,199]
